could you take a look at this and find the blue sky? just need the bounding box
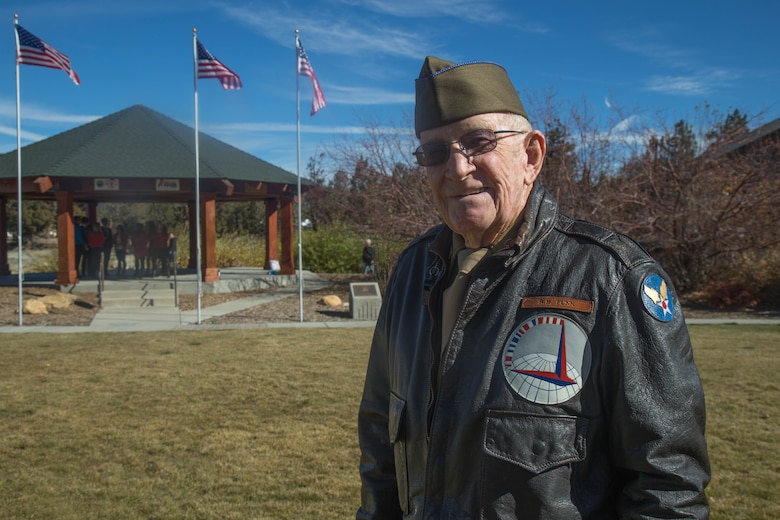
[2,0,778,176]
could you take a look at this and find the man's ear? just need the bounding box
[524,130,546,183]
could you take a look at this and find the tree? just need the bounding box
[613,110,780,292]
[705,108,748,144]
[216,202,264,235]
[301,102,779,299]
[6,200,55,243]
[526,90,631,224]
[304,115,438,242]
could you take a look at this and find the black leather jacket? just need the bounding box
[357,183,710,519]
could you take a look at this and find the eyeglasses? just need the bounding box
[413,129,527,167]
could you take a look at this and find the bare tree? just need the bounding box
[305,101,780,301]
[612,108,780,292]
[304,114,439,242]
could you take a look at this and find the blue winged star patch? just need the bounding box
[641,273,675,322]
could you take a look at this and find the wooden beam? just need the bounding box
[221,179,234,197]
[34,176,53,193]
[0,178,56,195]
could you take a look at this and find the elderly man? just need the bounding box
[356,56,710,519]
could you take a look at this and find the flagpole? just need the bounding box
[295,30,304,322]
[14,14,23,326]
[192,28,202,324]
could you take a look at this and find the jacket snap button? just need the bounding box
[532,440,546,455]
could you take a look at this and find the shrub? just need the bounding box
[216,233,266,267]
[26,247,58,273]
[700,280,759,309]
[700,247,780,308]
[301,224,363,273]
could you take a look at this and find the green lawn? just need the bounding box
[0,325,777,519]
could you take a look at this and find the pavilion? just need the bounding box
[0,104,310,285]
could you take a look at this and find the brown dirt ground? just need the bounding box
[1,274,778,327]
[0,285,100,327]
[0,274,368,327]
[180,273,369,324]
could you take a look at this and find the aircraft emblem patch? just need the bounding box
[502,314,591,405]
[641,273,674,322]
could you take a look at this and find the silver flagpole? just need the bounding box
[295,30,304,322]
[192,29,202,324]
[14,14,23,326]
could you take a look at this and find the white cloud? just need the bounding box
[16,0,211,18]
[607,26,693,68]
[324,86,414,105]
[645,75,710,96]
[339,0,543,30]
[644,68,738,96]
[203,121,400,136]
[0,99,99,126]
[610,115,640,134]
[216,3,425,59]
[0,125,46,141]
[215,1,544,59]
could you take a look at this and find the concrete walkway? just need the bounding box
[1,269,377,333]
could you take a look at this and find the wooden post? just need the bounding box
[201,193,219,281]
[279,196,294,275]
[87,201,97,225]
[187,200,197,269]
[54,191,78,286]
[264,199,278,269]
[0,197,9,275]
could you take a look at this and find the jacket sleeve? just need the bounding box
[356,304,404,519]
[602,261,711,519]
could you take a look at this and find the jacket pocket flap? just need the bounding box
[483,411,585,474]
[388,392,406,444]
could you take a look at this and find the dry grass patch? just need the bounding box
[0,329,373,519]
[0,325,778,519]
[689,325,780,519]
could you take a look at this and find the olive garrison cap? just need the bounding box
[414,56,528,137]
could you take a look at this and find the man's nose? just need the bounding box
[445,143,476,179]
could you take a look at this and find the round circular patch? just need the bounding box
[502,314,591,405]
[641,273,674,322]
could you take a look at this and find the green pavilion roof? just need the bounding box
[0,104,305,185]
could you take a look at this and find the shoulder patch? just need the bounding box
[641,273,674,322]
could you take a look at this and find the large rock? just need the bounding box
[39,293,77,309]
[320,295,342,307]
[23,299,49,315]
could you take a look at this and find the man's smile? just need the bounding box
[451,187,490,200]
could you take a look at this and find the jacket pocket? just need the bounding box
[389,392,410,514]
[483,410,586,473]
[481,411,587,517]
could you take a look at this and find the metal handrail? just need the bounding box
[172,245,178,307]
[98,250,104,309]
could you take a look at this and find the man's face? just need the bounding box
[420,113,543,248]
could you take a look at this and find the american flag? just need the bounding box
[15,25,80,85]
[196,40,242,90]
[296,36,326,116]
